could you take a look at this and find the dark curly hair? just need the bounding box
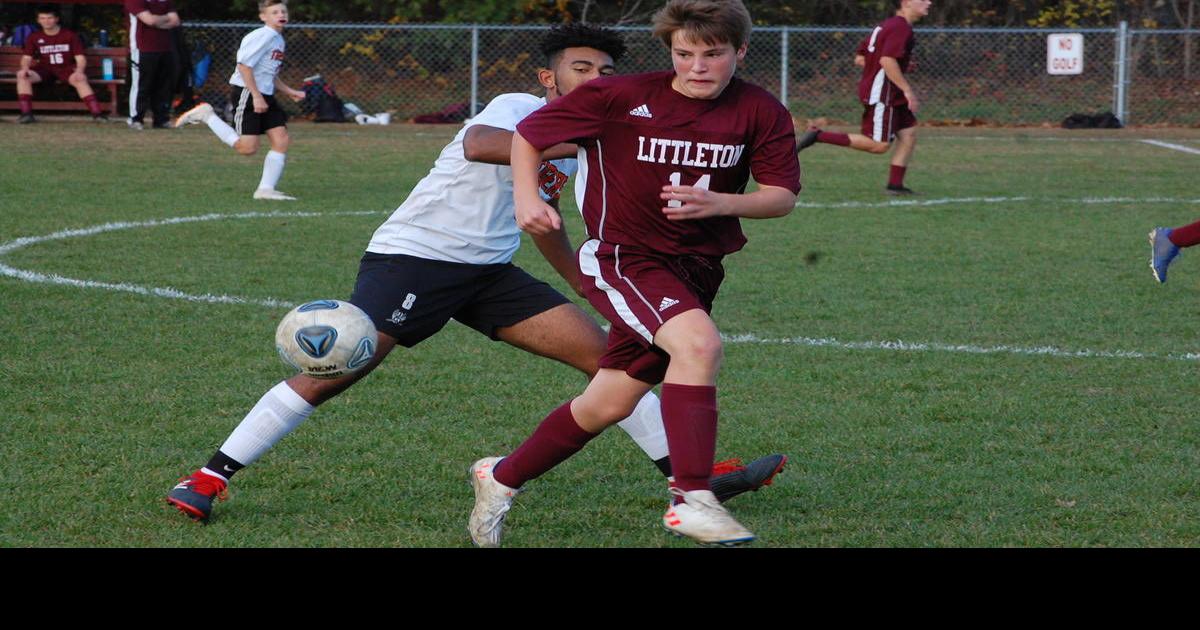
[540,23,627,68]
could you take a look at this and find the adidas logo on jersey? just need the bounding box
[659,297,680,312]
[629,104,653,119]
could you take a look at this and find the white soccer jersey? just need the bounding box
[229,26,285,95]
[366,93,578,265]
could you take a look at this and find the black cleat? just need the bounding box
[17,113,35,124]
[166,470,228,522]
[709,454,787,503]
[885,184,917,196]
[92,114,110,123]
[796,128,819,152]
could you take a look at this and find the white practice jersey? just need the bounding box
[229,26,285,95]
[367,93,578,265]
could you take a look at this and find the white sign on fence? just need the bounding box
[1047,33,1084,75]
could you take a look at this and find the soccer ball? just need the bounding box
[275,300,377,380]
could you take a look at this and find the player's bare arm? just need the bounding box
[512,131,561,235]
[660,184,796,221]
[238,64,268,113]
[164,12,182,29]
[529,201,585,297]
[881,56,919,113]
[463,125,576,165]
[71,54,86,81]
[273,76,305,102]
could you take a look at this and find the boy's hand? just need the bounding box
[515,198,562,236]
[661,185,728,221]
[286,87,305,102]
[253,95,269,113]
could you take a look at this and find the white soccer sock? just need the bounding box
[205,115,240,147]
[218,381,315,466]
[616,391,670,461]
[258,150,287,191]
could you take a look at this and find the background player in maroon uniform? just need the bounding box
[15,6,107,124]
[468,0,801,547]
[125,0,181,129]
[798,0,930,195]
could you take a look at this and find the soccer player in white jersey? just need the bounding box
[166,23,785,525]
[173,0,305,201]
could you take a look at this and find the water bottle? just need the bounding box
[102,58,114,80]
[99,29,109,47]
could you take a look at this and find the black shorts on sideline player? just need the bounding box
[349,252,571,348]
[230,86,288,136]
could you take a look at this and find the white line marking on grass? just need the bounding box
[4,209,1197,363]
[0,210,385,308]
[722,333,1200,363]
[794,196,1200,210]
[1139,140,1200,156]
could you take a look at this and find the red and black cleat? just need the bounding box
[709,454,787,503]
[166,471,228,522]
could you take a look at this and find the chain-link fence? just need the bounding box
[184,22,1199,126]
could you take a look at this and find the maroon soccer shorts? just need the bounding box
[578,239,725,385]
[31,63,74,84]
[861,102,917,143]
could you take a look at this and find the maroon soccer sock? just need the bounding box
[889,165,908,187]
[817,131,851,146]
[660,383,718,498]
[493,401,598,489]
[18,94,32,115]
[1168,219,1200,248]
[83,94,101,116]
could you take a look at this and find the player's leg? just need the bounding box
[67,72,105,120]
[166,331,399,521]
[129,51,161,129]
[149,52,176,128]
[253,124,293,200]
[469,368,653,547]
[884,108,919,195]
[494,295,783,499]
[1148,218,1200,283]
[14,68,40,123]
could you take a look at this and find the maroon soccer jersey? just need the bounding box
[125,0,175,53]
[516,71,800,257]
[857,16,915,106]
[23,28,83,68]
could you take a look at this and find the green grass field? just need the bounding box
[2,120,1198,547]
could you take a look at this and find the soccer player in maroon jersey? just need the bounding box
[467,0,801,547]
[15,5,108,124]
[797,0,930,195]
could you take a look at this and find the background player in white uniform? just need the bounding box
[165,23,784,525]
[173,0,305,201]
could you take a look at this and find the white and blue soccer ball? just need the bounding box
[275,300,377,380]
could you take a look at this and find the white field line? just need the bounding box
[794,195,1200,210]
[722,333,1200,363]
[0,210,384,308]
[2,209,1197,363]
[1139,139,1200,156]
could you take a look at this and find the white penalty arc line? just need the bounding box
[794,195,1200,210]
[1140,139,1200,156]
[2,209,1195,363]
[0,210,385,309]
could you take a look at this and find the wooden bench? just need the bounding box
[0,46,128,115]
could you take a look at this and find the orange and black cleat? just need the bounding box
[709,454,787,503]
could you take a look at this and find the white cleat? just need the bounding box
[663,488,756,547]
[253,188,297,201]
[173,102,213,128]
[468,456,519,548]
